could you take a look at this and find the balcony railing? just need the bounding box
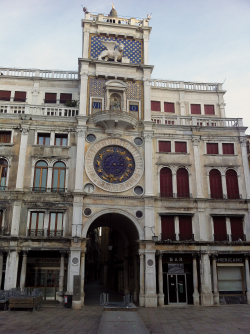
[28,229,44,237]
[214,234,229,242]
[47,230,63,237]
[227,194,242,200]
[161,234,177,241]
[159,193,192,198]
[0,67,78,79]
[231,234,246,242]
[31,187,66,193]
[150,79,222,91]
[160,192,174,198]
[179,233,194,241]
[0,186,8,191]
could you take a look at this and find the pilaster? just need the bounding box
[15,126,29,190]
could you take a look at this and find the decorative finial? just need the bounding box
[81,6,89,14]
[146,13,152,22]
[111,2,115,10]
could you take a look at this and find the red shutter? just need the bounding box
[213,216,227,241]
[204,105,215,115]
[207,143,218,154]
[160,168,173,197]
[209,169,223,199]
[230,217,244,241]
[175,142,187,153]
[159,141,171,152]
[45,93,57,103]
[226,169,239,199]
[60,93,72,103]
[0,131,11,143]
[14,91,26,102]
[222,143,234,154]
[161,216,175,240]
[164,102,175,113]
[177,168,189,197]
[151,101,161,111]
[179,216,192,240]
[0,90,11,101]
[191,104,201,114]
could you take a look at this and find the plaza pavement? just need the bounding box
[0,304,250,334]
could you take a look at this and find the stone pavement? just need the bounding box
[0,305,250,334]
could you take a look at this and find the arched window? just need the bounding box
[177,168,189,198]
[209,169,223,199]
[33,161,48,191]
[52,162,66,192]
[0,159,8,190]
[160,167,173,197]
[226,169,239,199]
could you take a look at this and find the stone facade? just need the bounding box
[0,7,250,308]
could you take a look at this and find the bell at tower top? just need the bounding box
[109,3,118,17]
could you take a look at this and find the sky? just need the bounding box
[1,0,250,133]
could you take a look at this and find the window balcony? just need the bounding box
[227,194,242,200]
[213,234,229,242]
[31,187,66,193]
[159,193,192,198]
[160,192,174,198]
[28,229,44,237]
[231,234,246,242]
[47,230,63,237]
[0,186,7,191]
[161,234,176,241]
[177,193,192,198]
[178,233,194,241]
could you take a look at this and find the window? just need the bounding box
[230,217,244,241]
[52,162,66,192]
[0,131,11,143]
[209,169,223,199]
[175,142,187,153]
[92,98,102,114]
[0,90,11,101]
[160,168,173,197]
[33,161,48,191]
[179,216,193,240]
[29,212,44,236]
[222,143,234,155]
[213,216,227,241]
[151,101,161,111]
[55,134,67,146]
[226,169,239,199]
[14,91,26,102]
[60,93,72,104]
[204,105,215,115]
[45,93,57,103]
[0,159,8,190]
[177,168,189,198]
[191,104,201,114]
[48,212,63,236]
[129,102,139,119]
[218,266,243,295]
[37,133,50,145]
[164,102,175,113]
[207,143,218,154]
[161,216,175,240]
[159,141,171,153]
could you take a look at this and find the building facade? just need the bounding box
[0,7,250,308]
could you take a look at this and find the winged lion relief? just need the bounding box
[98,41,124,62]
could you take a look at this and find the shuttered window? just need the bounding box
[161,216,175,240]
[175,142,187,153]
[60,93,72,104]
[207,143,218,154]
[226,169,239,199]
[159,141,171,153]
[151,101,161,111]
[209,169,223,199]
[191,104,201,114]
[222,143,234,155]
[179,216,192,240]
[0,90,11,101]
[177,168,189,198]
[204,105,215,115]
[164,102,175,113]
[230,217,244,241]
[213,216,227,241]
[160,168,173,197]
[0,131,11,143]
[14,91,26,102]
[45,93,57,103]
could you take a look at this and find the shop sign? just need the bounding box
[169,257,183,263]
[28,258,60,264]
[217,257,243,263]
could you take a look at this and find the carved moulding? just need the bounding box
[85,138,144,192]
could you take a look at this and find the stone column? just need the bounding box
[139,253,145,306]
[11,201,22,236]
[172,171,177,197]
[0,251,3,289]
[74,128,86,192]
[144,133,154,196]
[15,126,29,190]
[244,255,250,304]
[80,251,85,306]
[174,216,179,241]
[212,255,219,305]
[20,251,28,291]
[4,251,19,290]
[143,35,149,65]
[133,255,138,302]
[158,253,164,306]
[221,172,227,198]
[57,252,65,303]
[79,68,88,115]
[240,140,250,199]
[145,248,157,307]
[192,138,204,198]
[124,256,129,295]
[143,78,151,121]
[192,254,200,306]
[82,28,90,58]
[200,253,214,306]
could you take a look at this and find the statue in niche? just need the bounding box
[98,41,124,62]
[110,94,121,111]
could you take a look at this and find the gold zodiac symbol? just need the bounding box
[128,164,132,168]
[125,172,129,177]
[99,153,104,160]
[106,148,114,153]
[126,157,132,161]
[119,175,124,182]
[97,168,102,173]
[97,160,101,166]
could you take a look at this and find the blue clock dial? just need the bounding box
[94,146,135,183]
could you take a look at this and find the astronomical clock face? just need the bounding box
[85,138,144,192]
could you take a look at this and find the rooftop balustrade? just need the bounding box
[0,104,78,117]
[150,79,223,91]
[0,67,78,80]
[86,12,149,27]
